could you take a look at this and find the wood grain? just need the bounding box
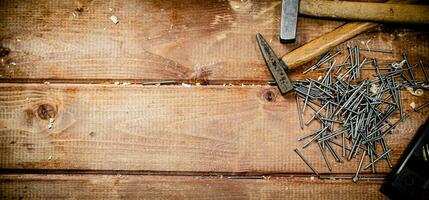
[0,0,343,83]
[0,1,427,84]
[0,84,427,173]
[0,0,427,197]
[0,1,428,84]
[0,174,388,199]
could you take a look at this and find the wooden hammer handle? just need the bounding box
[282,22,377,70]
[300,1,429,25]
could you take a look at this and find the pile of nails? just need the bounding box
[293,46,429,182]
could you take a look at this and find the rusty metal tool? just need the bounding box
[280,0,300,42]
[257,33,293,94]
[257,22,375,94]
[262,0,416,94]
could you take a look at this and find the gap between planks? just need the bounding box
[0,174,389,200]
[0,168,388,179]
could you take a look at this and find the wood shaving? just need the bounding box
[406,87,424,96]
[110,15,119,24]
[181,83,191,87]
[370,84,380,94]
[48,118,55,129]
[391,60,406,69]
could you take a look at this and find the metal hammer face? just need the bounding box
[280,0,299,43]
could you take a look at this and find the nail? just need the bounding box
[364,149,392,170]
[352,150,367,183]
[303,81,312,112]
[294,149,319,176]
[318,142,332,172]
[414,101,429,112]
[295,94,304,130]
[359,48,394,54]
[419,60,429,83]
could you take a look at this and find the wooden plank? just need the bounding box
[0,0,340,82]
[0,174,388,199]
[0,84,427,173]
[1,1,428,83]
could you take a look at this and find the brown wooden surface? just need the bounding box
[1,0,429,199]
[0,83,426,174]
[0,0,427,84]
[0,0,343,83]
[0,174,388,199]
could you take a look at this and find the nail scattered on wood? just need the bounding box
[293,46,428,182]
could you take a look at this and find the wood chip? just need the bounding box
[48,118,55,129]
[110,15,119,24]
[410,102,416,109]
[181,83,191,87]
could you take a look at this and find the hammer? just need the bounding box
[280,0,428,42]
[267,0,425,94]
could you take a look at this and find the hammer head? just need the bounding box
[280,0,300,43]
[256,33,294,94]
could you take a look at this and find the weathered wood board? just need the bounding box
[0,174,388,199]
[0,0,342,83]
[0,0,427,83]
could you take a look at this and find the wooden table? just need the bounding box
[1,0,428,199]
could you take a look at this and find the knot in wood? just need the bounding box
[36,104,57,120]
[0,46,11,58]
[263,90,276,102]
